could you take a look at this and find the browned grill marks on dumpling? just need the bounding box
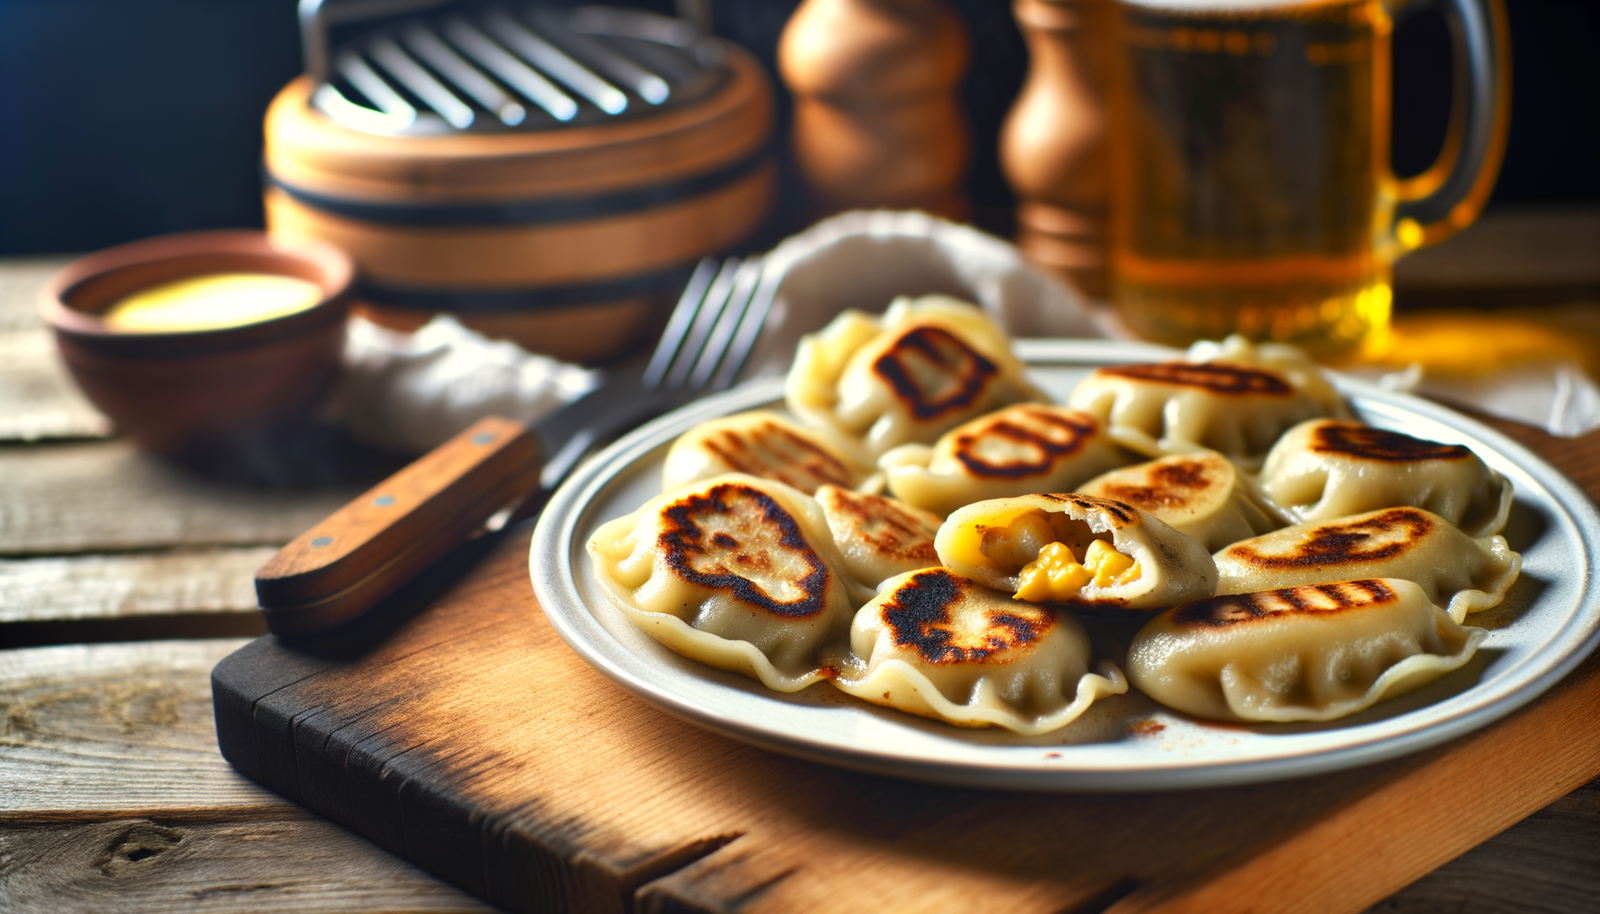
[1098,361,1293,395]
[1310,422,1474,463]
[1172,580,1396,627]
[701,422,855,490]
[1037,492,1138,526]
[1090,458,1215,511]
[952,408,1101,478]
[873,326,1000,420]
[1227,508,1434,569]
[881,569,1052,663]
[818,488,938,564]
[658,483,830,618]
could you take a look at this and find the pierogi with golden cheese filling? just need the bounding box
[1067,337,1345,463]
[1128,579,1486,723]
[1076,452,1279,552]
[662,411,869,496]
[814,484,943,589]
[1213,507,1521,623]
[831,568,1127,734]
[587,475,872,692]
[1259,419,1514,536]
[785,296,1046,462]
[935,493,1216,614]
[878,404,1128,517]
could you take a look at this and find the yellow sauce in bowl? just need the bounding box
[103,273,322,333]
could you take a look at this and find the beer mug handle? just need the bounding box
[1391,0,1511,253]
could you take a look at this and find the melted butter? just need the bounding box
[103,273,321,333]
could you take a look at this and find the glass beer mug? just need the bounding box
[1107,0,1509,358]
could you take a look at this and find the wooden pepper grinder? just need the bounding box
[1001,0,1114,297]
[778,0,970,219]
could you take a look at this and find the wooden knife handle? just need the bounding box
[255,416,542,638]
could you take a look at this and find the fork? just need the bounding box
[534,255,775,491]
[253,256,777,637]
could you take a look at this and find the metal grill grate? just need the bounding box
[307,3,727,136]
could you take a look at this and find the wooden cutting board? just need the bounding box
[212,413,1600,914]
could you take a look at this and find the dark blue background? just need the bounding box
[0,0,1593,254]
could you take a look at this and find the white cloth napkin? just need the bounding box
[740,209,1103,377]
[326,211,1102,453]
[1360,360,1600,438]
[323,314,599,455]
[324,210,1596,451]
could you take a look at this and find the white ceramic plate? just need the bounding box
[530,340,1600,791]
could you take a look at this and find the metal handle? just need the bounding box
[300,0,458,82]
[1391,0,1511,252]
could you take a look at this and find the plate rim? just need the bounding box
[530,339,1600,791]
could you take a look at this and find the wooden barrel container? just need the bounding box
[262,44,774,363]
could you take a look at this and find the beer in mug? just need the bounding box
[1108,0,1509,358]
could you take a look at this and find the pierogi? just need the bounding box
[588,315,1526,741]
[1258,419,1514,536]
[785,296,1047,462]
[935,493,1217,613]
[1214,507,1521,623]
[814,484,943,589]
[1066,337,1344,463]
[1127,579,1487,723]
[587,474,871,692]
[832,568,1127,734]
[662,410,868,495]
[1076,452,1279,551]
[878,404,1128,517]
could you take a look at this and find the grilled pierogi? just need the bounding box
[1213,507,1521,623]
[1076,452,1279,552]
[1067,337,1345,463]
[786,296,1046,462]
[814,484,942,589]
[587,474,872,692]
[879,404,1128,517]
[935,493,1216,614]
[832,568,1127,734]
[663,411,868,495]
[1259,419,1514,536]
[1128,579,1486,723]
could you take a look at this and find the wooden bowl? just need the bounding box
[39,231,354,459]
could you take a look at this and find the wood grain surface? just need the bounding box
[0,550,274,625]
[3,221,1600,914]
[0,639,489,912]
[1369,779,1600,914]
[0,440,363,555]
[264,168,776,289]
[210,515,1600,914]
[210,403,1600,914]
[0,329,110,442]
[0,256,114,443]
[0,257,66,330]
[0,815,493,914]
[2,633,1591,914]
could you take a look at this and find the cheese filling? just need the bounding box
[1015,539,1140,602]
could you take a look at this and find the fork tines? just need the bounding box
[643,256,772,395]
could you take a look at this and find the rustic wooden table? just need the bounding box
[2,210,1598,913]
